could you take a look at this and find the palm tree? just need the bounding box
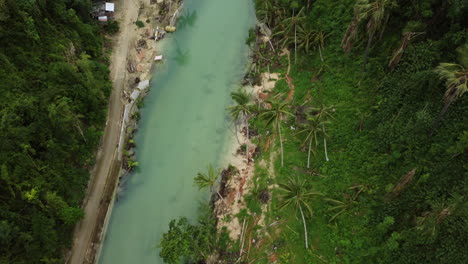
[278,176,321,249]
[311,31,329,62]
[431,45,468,133]
[194,164,224,203]
[358,0,396,72]
[296,116,323,169]
[295,24,315,54]
[275,6,305,63]
[311,105,334,161]
[229,89,253,162]
[259,100,293,167]
[341,0,396,71]
[256,0,276,27]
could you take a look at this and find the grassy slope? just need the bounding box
[238,20,467,264]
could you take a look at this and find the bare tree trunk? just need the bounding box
[307,137,312,168]
[299,204,309,249]
[362,32,374,73]
[324,137,329,162]
[74,122,87,143]
[278,121,284,167]
[216,190,226,204]
[268,39,275,52]
[246,117,249,164]
[239,218,246,257]
[234,122,241,144]
[294,22,297,64]
[318,45,324,62]
[293,9,297,64]
[430,101,451,136]
[323,124,329,161]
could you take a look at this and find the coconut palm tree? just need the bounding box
[256,0,277,27]
[311,105,334,161]
[229,89,253,161]
[278,176,321,249]
[341,0,396,71]
[431,45,468,133]
[358,0,396,72]
[311,31,329,62]
[295,24,315,54]
[194,164,224,203]
[274,6,305,63]
[259,100,293,167]
[296,116,324,169]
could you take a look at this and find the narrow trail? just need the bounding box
[66,0,140,263]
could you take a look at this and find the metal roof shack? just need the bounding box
[104,3,115,12]
[92,2,115,20]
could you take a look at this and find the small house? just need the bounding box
[92,2,115,21]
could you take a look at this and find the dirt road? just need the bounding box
[67,0,140,263]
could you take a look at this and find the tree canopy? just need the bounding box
[0,0,111,263]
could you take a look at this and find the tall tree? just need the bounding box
[260,100,294,167]
[431,45,468,132]
[275,6,305,63]
[311,105,334,161]
[229,89,253,162]
[297,115,323,169]
[312,31,329,62]
[341,0,396,71]
[194,164,225,203]
[359,0,396,72]
[278,176,321,249]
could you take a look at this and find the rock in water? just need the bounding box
[165,26,177,32]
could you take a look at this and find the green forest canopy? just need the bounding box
[0,0,111,263]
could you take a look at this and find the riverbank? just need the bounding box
[66,1,182,263]
[214,71,281,241]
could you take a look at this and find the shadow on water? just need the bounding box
[177,10,198,30]
[172,41,191,66]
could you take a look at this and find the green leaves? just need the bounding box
[194,164,221,192]
[159,218,192,264]
[278,176,321,216]
[159,214,217,264]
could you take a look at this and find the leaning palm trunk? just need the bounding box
[324,137,329,162]
[295,23,297,64]
[318,45,324,62]
[323,124,329,161]
[212,185,226,204]
[234,122,241,144]
[216,190,226,204]
[362,32,374,73]
[246,116,249,163]
[430,100,452,135]
[299,204,309,249]
[307,137,312,168]
[268,39,275,52]
[293,9,297,64]
[278,121,284,167]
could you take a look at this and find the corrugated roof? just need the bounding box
[105,3,115,12]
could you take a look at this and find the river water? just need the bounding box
[98,0,255,263]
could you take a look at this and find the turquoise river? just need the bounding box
[99,0,255,263]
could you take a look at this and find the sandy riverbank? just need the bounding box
[66,1,182,263]
[215,72,281,241]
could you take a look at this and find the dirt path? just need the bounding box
[66,1,140,263]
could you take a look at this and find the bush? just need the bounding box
[135,20,145,28]
[103,20,120,34]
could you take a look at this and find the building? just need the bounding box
[92,2,115,21]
